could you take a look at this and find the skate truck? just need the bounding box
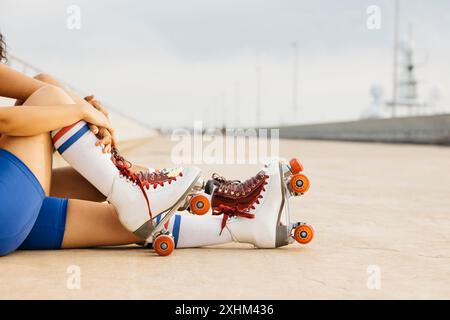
[277,158,314,246]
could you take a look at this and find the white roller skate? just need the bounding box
[107,149,204,256]
[209,158,313,248]
[111,148,214,216]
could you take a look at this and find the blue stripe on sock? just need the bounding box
[57,124,90,154]
[156,215,161,224]
[173,215,181,248]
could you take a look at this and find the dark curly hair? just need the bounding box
[0,32,7,63]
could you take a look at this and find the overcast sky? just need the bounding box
[1,0,449,128]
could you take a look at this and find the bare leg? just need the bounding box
[1,83,228,250]
[0,85,71,194]
[61,199,140,248]
[2,85,140,247]
[50,166,147,202]
[51,167,106,202]
[60,198,232,249]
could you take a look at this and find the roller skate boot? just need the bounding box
[108,148,203,256]
[111,147,213,216]
[209,158,314,248]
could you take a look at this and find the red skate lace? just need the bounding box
[111,147,180,221]
[212,171,268,232]
[111,147,179,189]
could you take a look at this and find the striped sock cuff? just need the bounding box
[155,214,182,248]
[52,121,90,154]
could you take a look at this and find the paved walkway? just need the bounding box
[1,138,449,299]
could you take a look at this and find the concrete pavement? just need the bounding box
[1,137,449,299]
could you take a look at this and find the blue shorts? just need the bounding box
[0,148,68,256]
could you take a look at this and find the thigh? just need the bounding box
[19,196,68,250]
[0,133,53,195]
[0,149,45,255]
[0,86,74,194]
[20,197,140,250]
[50,167,106,202]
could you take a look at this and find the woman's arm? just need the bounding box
[32,73,117,151]
[0,64,46,101]
[0,103,112,136]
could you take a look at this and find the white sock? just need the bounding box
[52,121,118,196]
[157,212,233,248]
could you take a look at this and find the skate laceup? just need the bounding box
[211,171,269,232]
[111,147,182,221]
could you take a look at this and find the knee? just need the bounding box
[25,85,73,106]
[34,73,59,86]
[33,84,66,96]
[32,85,67,99]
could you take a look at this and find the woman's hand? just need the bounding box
[83,95,117,152]
[85,95,109,117]
[81,100,114,136]
[95,127,114,153]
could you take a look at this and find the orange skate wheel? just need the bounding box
[293,224,314,244]
[289,158,304,174]
[190,195,210,215]
[290,174,310,194]
[153,234,175,256]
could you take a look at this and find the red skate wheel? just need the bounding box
[289,158,304,174]
[290,174,310,194]
[293,224,314,244]
[190,195,210,215]
[153,234,175,256]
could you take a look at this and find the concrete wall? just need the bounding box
[278,114,450,145]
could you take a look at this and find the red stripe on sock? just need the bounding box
[52,122,80,144]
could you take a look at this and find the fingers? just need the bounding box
[91,106,113,132]
[91,100,110,118]
[103,122,114,135]
[83,95,114,150]
[89,124,99,135]
[95,127,113,153]
[84,95,110,118]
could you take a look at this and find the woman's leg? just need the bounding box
[61,199,140,248]
[0,85,77,255]
[9,84,134,246]
[51,167,106,202]
[0,84,136,251]
[0,85,72,194]
[49,169,232,248]
[50,166,149,202]
[61,199,231,248]
[0,83,231,250]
